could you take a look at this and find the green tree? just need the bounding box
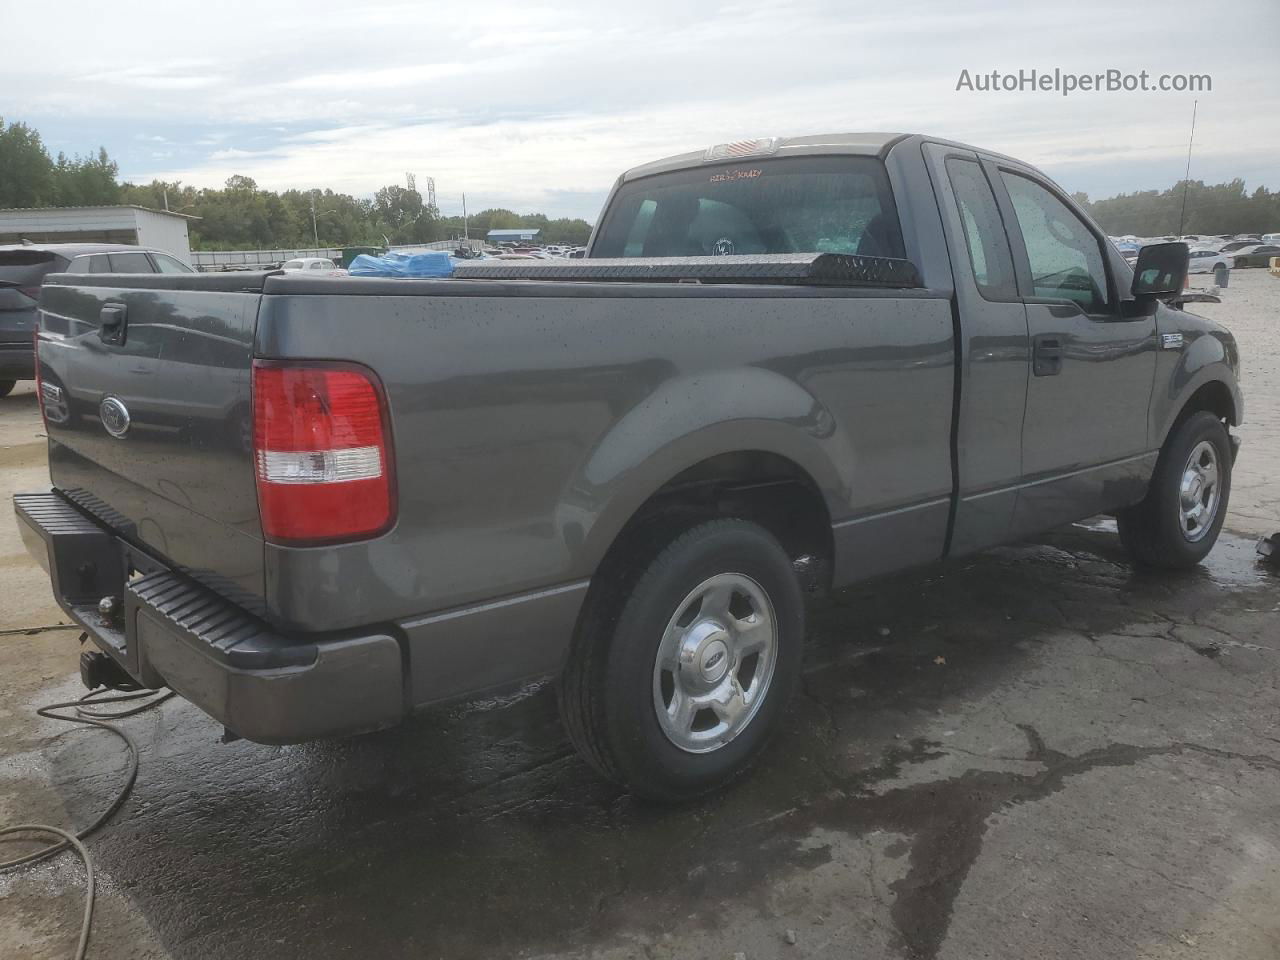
[372,185,424,233]
[0,119,55,207]
[51,147,120,206]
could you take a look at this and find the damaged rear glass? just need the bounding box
[592,155,904,260]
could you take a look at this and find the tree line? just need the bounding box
[4,117,1278,249]
[0,118,593,249]
[1072,178,1280,237]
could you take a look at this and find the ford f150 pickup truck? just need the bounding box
[15,133,1242,800]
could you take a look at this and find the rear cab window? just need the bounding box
[0,250,68,301]
[592,155,905,260]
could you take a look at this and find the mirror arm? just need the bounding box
[1120,296,1157,319]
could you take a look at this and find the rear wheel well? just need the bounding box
[596,451,834,597]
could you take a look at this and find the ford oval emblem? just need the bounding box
[99,396,131,439]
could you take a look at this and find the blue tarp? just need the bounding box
[348,250,455,278]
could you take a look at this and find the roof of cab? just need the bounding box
[615,131,1034,185]
[619,132,913,183]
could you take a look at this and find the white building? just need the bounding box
[486,228,541,245]
[0,205,197,265]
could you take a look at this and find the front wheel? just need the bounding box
[0,380,15,399]
[1118,410,1232,569]
[558,518,803,801]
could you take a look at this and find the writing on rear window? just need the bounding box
[710,169,763,184]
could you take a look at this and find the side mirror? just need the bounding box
[1131,241,1189,298]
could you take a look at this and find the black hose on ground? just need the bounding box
[0,682,175,960]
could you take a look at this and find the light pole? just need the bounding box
[310,194,339,250]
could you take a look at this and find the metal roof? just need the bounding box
[0,204,200,220]
[486,228,540,237]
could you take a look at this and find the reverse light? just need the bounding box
[252,361,395,544]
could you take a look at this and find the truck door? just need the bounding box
[988,163,1158,536]
[922,143,1030,555]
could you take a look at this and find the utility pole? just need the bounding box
[462,193,469,241]
[311,192,319,248]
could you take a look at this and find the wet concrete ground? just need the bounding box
[2,271,1279,959]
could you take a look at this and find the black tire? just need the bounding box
[0,380,15,399]
[558,518,804,802]
[1118,411,1232,569]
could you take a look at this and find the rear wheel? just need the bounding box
[1118,411,1232,569]
[558,518,803,801]
[0,380,15,399]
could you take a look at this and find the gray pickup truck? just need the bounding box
[16,133,1242,800]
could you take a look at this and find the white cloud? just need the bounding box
[3,0,1277,218]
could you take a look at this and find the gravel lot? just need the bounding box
[2,270,1277,960]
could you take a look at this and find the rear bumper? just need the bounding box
[14,490,404,744]
[0,341,33,379]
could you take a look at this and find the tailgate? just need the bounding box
[37,272,271,614]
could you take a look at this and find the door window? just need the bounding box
[108,252,155,273]
[152,253,193,273]
[945,158,1016,300]
[1000,172,1110,314]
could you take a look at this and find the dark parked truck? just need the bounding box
[15,134,1243,800]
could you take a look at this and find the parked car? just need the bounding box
[281,257,342,274]
[1218,239,1258,254]
[1229,244,1280,268]
[1262,232,1280,244]
[0,243,193,397]
[16,133,1241,800]
[1186,248,1233,283]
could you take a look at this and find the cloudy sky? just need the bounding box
[4,0,1277,221]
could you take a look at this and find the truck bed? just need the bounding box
[35,260,954,706]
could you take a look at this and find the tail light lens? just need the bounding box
[252,361,395,544]
[18,285,41,301]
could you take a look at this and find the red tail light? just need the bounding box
[19,285,41,301]
[252,361,395,544]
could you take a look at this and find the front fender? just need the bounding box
[1151,309,1243,445]
[557,367,854,574]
